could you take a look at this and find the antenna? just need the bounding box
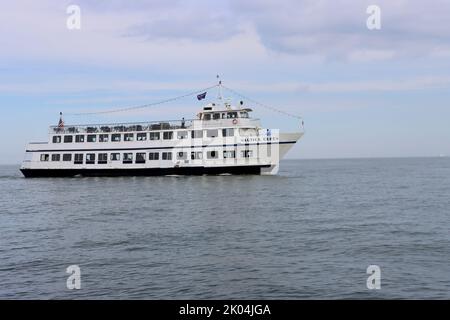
[216,75,231,110]
[217,74,223,102]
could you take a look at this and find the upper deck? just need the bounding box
[49,104,261,135]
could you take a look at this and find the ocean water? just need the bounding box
[0,158,449,299]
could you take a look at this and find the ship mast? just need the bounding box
[216,75,231,110]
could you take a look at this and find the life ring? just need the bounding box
[232,119,238,125]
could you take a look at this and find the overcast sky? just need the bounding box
[1,0,449,163]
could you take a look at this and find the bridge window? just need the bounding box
[222,128,234,137]
[64,135,73,143]
[203,113,211,120]
[51,154,61,162]
[162,152,172,160]
[206,129,219,138]
[149,152,159,160]
[75,135,85,143]
[240,112,249,118]
[136,153,146,164]
[137,133,147,141]
[40,154,49,161]
[74,154,83,164]
[177,152,187,160]
[191,130,203,139]
[213,113,221,120]
[98,153,107,164]
[63,154,72,162]
[52,136,61,143]
[99,134,109,142]
[124,133,134,142]
[227,112,238,119]
[112,134,121,142]
[149,132,160,140]
[207,150,218,159]
[177,131,188,139]
[191,151,202,160]
[123,153,133,164]
[87,135,97,143]
[223,150,236,159]
[163,131,173,140]
[241,150,253,158]
[111,153,120,161]
[86,153,96,164]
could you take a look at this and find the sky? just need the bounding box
[1,0,450,164]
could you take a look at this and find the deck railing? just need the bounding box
[49,118,261,134]
[49,119,195,134]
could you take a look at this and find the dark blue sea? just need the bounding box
[0,158,449,299]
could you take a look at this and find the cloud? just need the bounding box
[229,0,450,60]
[2,0,450,69]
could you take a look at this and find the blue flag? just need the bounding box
[197,92,207,100]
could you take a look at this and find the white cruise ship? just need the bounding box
[20,91,304,177]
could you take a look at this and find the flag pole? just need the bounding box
[217,74,223,103]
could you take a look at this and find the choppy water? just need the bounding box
[0,158,449,299]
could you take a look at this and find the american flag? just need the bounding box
[58,113,64,128]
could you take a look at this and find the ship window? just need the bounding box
[52,136,61,143]
[191,130,203,139]
[207,150,218,159]
[111,153,120,161]
[191,151,203,160]
[86,153,96,164]
[176,152,187,160]
[74,154,84,164]
[241,150,253,158]
[124,133,134,142]
[239,128,257,136]
[222,128,234,137]
[203,113,211,120]
[213,113,220,120]
[149,132,160,140]
[40,154,49,161]
[240,112,249,118]
[162,152,172,160]
[149,152,159,160]
[177,131,188,139]
[64,135,73,143]
[51,154,61,162]
[123,153,133,164]
[137,133,147,141]
[206,129,219,138]
[63,154,72,162]
[163,131,173,140]
[136,153,146,164]
[98,153,107,164]
[112,134,121,142]
[87,135,97,143]
[99,134,109,142]
[75,135,85,143]
[227,112,238,119]
[223,150,236,158]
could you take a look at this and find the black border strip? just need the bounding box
[25,141,297,153]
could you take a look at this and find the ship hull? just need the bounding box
[20,165,270,178]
